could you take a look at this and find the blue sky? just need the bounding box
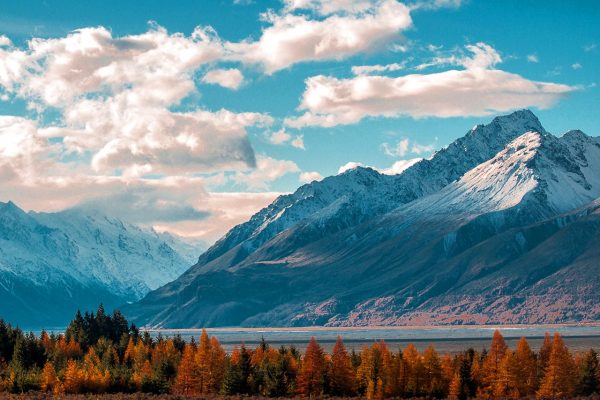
[0,0,598,242]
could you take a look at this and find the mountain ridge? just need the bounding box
[0,202,200,328]
[124,109,600,328]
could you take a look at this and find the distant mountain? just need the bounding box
[0,204,200,328]
[124,110,600,327]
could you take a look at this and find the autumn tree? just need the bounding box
[63,359,83,394]
[422,345,444,397]
[173,343,200,394]
[326,336,354,396]
[40,361,58,392]
[481,329,508,396]
[537,333,577,399]
[537,332,552,379]
[297,337,325,397]
[513,336,537,396]
[403,343,424,397]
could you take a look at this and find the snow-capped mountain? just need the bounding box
[0,203,200,328]
[124,110,600,327]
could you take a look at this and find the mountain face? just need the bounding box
[124,110,600,327]
[0,204,199,328]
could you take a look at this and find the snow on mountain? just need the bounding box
[124,109,600,328]
[0,203,200,328]
[396,130,600,219]
[193,109,547,274]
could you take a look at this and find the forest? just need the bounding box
[0,306,598,399]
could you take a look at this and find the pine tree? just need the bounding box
[448,372,462,400]
[513,336,537,396]
[173,343,200,394]
[329,336,355,396]
[63,359,82,393]
[422,345,444,397]
[297,337,325,397]
[196,329,211,393]
[537,333,577,399]
[403,343,424,397]
[40,361,58,392]
[577,349,599,396]
[481,329,508,396]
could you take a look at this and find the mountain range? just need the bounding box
[122,110,600,327]
[0,204,201,328]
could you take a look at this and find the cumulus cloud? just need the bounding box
[299,171,323,183]
[0,35,11,47]
[267,129,305,149]
[232,155,300,189]
[0,25,287,239]
[379,158,421,175]
[286,43,577,127]
[227,0,412,73]
[291,135,305,149]
[154,192,281,242]
[337,158,421,176]
[202,68,244,89]
[268,129,292,145]
[527,54,539,63]
[572,63,582,70]
[0,26,273,177]
[338,161,365,174]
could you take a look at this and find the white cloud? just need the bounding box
[351,62,405,75]
[526,54,539,63]
[411,141,435,154]
[382,138,410,156]
[299,171,323,183]
[202,68,244,89]
[338,161,364,174]
[227,0,412,73]
[382,138,434,157]
[284,0,376,15]
[337,158,421,176]
[572,63,582,70]
[232,155,300,189]
[267,129,305,149]
[583,43,596,52]
[0,25,287,240]
[415,42,500,71]
[379,158,421,175]
[286,43,577,127]
[0,35,11,47]
[409,0,463,10]
[154,192,281,242]
[0,26,271,177]
[291,134,305,149]
[268,128,292,145]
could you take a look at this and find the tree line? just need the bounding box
[0,306,599,398]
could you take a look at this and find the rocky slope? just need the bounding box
[0,204,200,328]
[124,110,600,327]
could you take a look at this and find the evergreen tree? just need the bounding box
[578,349,599,396]
[537,333,577,399]
[297,337,325,396]
[329,336,355,396]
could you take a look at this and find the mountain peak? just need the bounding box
[475,109,546,138]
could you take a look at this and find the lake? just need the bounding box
[151,324,600,353]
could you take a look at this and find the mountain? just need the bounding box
[124,110,600,327]
[0,204,200,328]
